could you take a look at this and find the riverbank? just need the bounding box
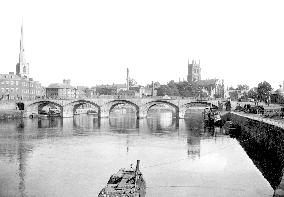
[221,111,284,196]
[0,110,23,119]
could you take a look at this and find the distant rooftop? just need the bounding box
[47,83,73,89]
[196,79,219,86]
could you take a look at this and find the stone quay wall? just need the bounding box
[222,112,284,196]
[0,101,22,119]
[0,110,23,119]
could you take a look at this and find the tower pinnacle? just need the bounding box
[16,19,29,78]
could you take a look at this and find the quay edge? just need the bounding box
[221,112,284,196]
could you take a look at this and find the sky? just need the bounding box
[0,0,283,89]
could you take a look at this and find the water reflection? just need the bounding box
[184,112,202,159]
[0,119,33,197]
[0,111,274,197]
[73,115,100,130]
[38,117,63,128]
[109,112,139,133]
[147,111,178,133]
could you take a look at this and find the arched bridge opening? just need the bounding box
[16,102,25,110]
[146,100,179,119]
[28,101,63,117]
[182,101,218,119]
[70,100,101,117]
[108,100,139,118]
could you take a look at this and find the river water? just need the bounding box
[0,109,273,197]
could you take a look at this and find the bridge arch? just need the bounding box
[106,100,140,118]
[68,100,101,116]
[145,100,179,119]
[179,101,219,119]
[26,100,64,117]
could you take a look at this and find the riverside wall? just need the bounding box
[222,112,284,196]
[0,110,23,119]
[0,101,23,119]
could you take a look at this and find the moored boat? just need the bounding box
[98,160,146,197]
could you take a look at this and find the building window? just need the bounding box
[16,81,18,86]
[11,81,14,85]
[6,81,9,85]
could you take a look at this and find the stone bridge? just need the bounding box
[18,98,221,119]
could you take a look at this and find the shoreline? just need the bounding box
[0,110,23,119]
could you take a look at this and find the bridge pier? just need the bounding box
[138,107,147,119]
[100,111,109,118]
[62,106,74,118]
[178,108,186,119]
[23,105,38,118]
[138,112,147,119]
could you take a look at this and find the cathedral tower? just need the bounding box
[16,20,29,78]
[187,59,201,82]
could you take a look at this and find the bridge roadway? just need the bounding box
[18,97,221,119]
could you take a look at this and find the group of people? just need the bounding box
[203,107,222,126]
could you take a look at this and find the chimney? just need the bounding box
[126,68,129,90]
[151,81,154,96]
[135,160,140,172]
[63,79,71,85]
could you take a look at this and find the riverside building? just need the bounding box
[0,22,44,100]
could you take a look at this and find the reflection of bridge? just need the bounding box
[20,98,221,119]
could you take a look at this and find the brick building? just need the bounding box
[46,79,76,99]
[0,22,44,100]
[0,73,44,100]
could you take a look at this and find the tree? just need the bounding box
[257,81,272,102]
[176,81,193,97]
[191,82,203,98]
[96,87,116,95]
[167,80,180,96]
[236,84,249,91]
[157,85,173,96]
[146,81,160,89]
[248,88,258,100]
[154,82,161,89]
[129,78,137,87]
[229,91,238,100]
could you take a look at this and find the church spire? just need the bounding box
[16,19,29,78]
[20,19,24,55]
